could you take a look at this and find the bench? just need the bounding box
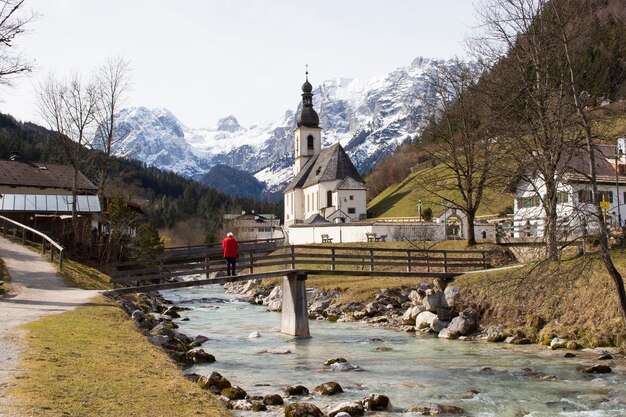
[366,233,387,242]
[321,234,333,243]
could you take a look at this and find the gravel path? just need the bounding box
[0,236,99,416]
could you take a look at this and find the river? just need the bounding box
[162,285,626,417]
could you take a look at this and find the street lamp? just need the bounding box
[616,147,624,228]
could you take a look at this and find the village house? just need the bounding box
[512,138,626,239]
[284,73,367,228]
[0,154,101,241]
[224,210,281,241]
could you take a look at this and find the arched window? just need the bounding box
[327,190,332,207]
[307,135,314,150]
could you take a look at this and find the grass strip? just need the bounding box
[7,295,233,417]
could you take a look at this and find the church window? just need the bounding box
[307,135,314,150]
[327,190,332,207]
[348,208,356,214]
[349,195,354,200]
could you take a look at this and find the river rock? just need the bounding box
[486,325,506,342]
[580,364,612,374]
[410,403,467,415]
[422,290,448,311]
[330,362,362,372]
[550,338,567,349]
[248,331,262,338]
[198,371,231,393]
[440,308,479,338]
[283,385,309,396]
[315,381,344,395]
[597,353,613,360]
[436,308,458,322]
[147,335,169,346]
[263,286,283,311]
[264,347,292,354]
[402,306,423,325]
[231,400,254,411]
[186,348,216,364]
[325,357,347,366]
[221,386,247,400]
[444,286,461,308]
[333,413,350,417]
[163,306,180,318]
[431,318,450,333]
[327,401,365,417]
[308,289,338,313]
[284,402,324,417]
[131,309,146,322]
[263,394,284,405]
[363,393,391,411]
[415,311,438,330]
[188,335,209,348]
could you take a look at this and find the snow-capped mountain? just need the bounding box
[110,57,454,195]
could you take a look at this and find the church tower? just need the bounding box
[294,70,322,175]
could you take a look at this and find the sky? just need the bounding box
[1,0,479,129]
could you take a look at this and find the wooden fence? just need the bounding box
[110,244,488,286]
[0,215,65,269]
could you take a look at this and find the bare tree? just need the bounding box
[417,59,507,245]
[38,72,99,247]
[0,0,35,87]
[94,56,131,194]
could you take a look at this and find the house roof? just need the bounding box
[566,144,626,184]
[0,160,97,192]
[335,177,367,191]
[303,213,330,224]
[285,143,365,191]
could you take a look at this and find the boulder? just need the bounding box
[402,306,423,325]
[231,400,254,411]
[436,308,458,322]
[327,401,365,417]
[550,338,567,349]
[263,286,283,311]
[248,331,262,338]
[485,325,506,342]
[315,381,344,396]
[252,402,267,412]
[430,318,450,333]
[422,290,448,312]
[324,357,347,366]
[163,306,180,318]
[330,362,362,372]
[264,347,291,354]
[221,386,247,400]
[415,311,438,330]
[188,335,209,348]
[442,308,480,338]
[444,286,462,308]
[186,348,216,364]
[283,385,309,396]
[147,335,169,346]
[131,309,146,322]
[363,393,391,411]
[197,371,231,393]
[597,353,613,360]
[263,394,284,405]
[580,364,612,374]
[284,402,324,417]
[410,403,468,415]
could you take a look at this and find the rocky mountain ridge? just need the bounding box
[109,57,458,198]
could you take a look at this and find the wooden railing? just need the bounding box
[110,244,488,286]
[0,215,65,270]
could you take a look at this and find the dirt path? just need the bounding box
[0,236,99,416]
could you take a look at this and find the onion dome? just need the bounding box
[297,68,319,128]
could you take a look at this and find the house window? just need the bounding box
[578,190,613,204]
[517,194,540,209]
[578,190,593,203]
[557,191,569,204]
[349,195,354,200]
[348,208,356,214]
[307,135,314,150]
[599,191,613,203]
[327,190,332,207]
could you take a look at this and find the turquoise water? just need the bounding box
[163,285,626,416]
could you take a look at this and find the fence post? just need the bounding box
[42,236,45,254]
[369,249,374,272]
[21,228,25,244]
[482,251,487,268]
[443,251,448,273]
[331,248,336,271]
[406,250,411,272]
[249,251,254,274]
[290,245,296,269]
[59,249,63,271]
[2,219,5,237]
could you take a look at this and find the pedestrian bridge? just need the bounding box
[105,244,490,338]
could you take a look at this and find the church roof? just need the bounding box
[285,143,365,191]
[335,177,367,191]
[303,213,330,224]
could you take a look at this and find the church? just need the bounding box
[284,73,367,228]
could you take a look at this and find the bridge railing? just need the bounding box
[0,215,65,270]
[109,244,488,286]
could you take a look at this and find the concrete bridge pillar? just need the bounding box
[280,272,310,337]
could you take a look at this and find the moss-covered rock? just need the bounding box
[284,402,324,417]
[314,381,343,396]
[263,394,284,406]
[283,385,309,396]
[197,371,231,393]
[221,386,247,400]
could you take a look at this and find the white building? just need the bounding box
[284,73,367,228]
[513,139,626,238]
[224,211,281,241]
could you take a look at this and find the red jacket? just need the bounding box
[222,236,238,258]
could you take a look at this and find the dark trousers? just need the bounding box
[225,257,236,276]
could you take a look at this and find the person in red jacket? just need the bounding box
[222,232,239,276]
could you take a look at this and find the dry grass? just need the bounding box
[6,295,233,417]
[455,250,626,348]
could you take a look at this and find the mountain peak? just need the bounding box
[216,115,242,132]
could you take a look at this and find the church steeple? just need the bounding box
[297,67,319,128]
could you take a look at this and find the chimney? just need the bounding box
[9,151,20,161]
